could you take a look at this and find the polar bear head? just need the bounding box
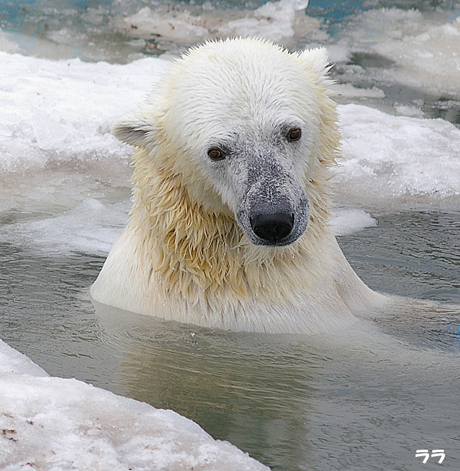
[113,38,337,248]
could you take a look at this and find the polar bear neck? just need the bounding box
[128,155,334,307]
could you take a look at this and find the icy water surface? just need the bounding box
[1,209,459,471]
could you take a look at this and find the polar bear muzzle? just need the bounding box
[224,137,310,247]
[235,166,310,248]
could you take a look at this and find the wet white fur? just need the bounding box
[91,38,388,334]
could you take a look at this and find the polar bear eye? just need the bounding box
[287,127,302,142]
[207,147,226,161]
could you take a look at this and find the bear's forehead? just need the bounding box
[177,46,307,97]
[162,49,313,125]
[165,77,308,141]
[151,40,320,146]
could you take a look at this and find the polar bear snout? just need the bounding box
[250,209,294,245]
[238,190,310,247]
[230,153,311,247]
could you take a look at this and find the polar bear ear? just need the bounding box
[112,108,157,148]
[297,47,331,78]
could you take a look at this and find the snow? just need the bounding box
[0,340,268,471]
[335,104,460,207]
[6,198,130,256]
[0,51,171,174]
[329,208,377,236]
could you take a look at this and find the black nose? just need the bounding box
[250,212,294,244]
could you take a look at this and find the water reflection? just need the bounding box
[95,302,319,469]
[94,299,460,471]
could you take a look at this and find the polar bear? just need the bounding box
[91,38,388,334]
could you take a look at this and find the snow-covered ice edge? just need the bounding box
[0,339,268,470]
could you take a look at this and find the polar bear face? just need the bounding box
[198,119,311,247]
[114,39,331,247]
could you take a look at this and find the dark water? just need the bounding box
[1,210,459,470]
